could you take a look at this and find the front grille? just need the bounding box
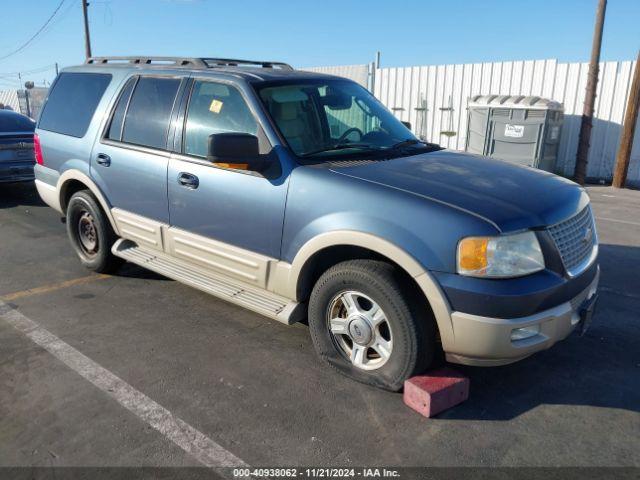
[547,206,597,276]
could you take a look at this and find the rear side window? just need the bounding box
[106,77,136,141]
[38,72,111,137]
[121,76,181,150]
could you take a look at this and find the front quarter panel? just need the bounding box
[282,166,499,274]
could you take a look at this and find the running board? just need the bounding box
[112,239,304,325]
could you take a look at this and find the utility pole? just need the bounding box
[574,0,607,185]
[82,0,92,60]
[612,51,640,188]
[55,62,59,76]
[24,81,34,118]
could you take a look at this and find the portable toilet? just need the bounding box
[465,95,564,172]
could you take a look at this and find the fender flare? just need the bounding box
[57,170,120,235]
[285,231,455,347]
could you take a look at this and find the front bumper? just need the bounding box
[443,267,599,366]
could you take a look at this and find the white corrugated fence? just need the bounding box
[0,90,21,112]
[305,64,372,89]
[307,59,639,186]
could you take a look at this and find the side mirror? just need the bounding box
[401,121,412,130]
[207,133,263,171]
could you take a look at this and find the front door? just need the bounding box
[167,79,288,272]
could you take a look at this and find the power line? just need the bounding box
[8,0,79,59]
[0,0,67,62]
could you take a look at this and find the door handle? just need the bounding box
[96,153,111,166]
[177,172,199,189]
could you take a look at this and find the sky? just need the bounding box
[0,0,638,89]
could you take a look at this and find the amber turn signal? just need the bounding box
[457,237,489,272]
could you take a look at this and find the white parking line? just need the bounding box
[595,216,640,227]
[0,300,249,471]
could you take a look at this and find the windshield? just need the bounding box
[256,79,424,159]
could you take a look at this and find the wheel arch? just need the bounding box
[287,231,455,347]
[57,170,119,235]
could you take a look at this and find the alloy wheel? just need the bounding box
[326,290,393,371]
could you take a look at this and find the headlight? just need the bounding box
[457,231,544,278]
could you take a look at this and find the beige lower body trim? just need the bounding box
[413,272,455,349]
[112,208,164,250]
[35,179,62,213]
[444,269,599,366]
[111,209,279,290]
[164,228,274,288]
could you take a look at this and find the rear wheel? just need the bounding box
[66,190,122,273]
[308,259,435,391]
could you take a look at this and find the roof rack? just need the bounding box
[86,56,206,67]
[85,56,294,71]
[201,58,293,70]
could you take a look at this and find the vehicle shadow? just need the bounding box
[0,182,44,209]
[439,243,640,420]
[114,262,171,282]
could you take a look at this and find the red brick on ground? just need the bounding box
[403,368,470,418]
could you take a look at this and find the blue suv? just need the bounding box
[34,57,599,390]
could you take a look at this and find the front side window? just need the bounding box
[121,76,181,150]
[183,81,257,158]
[257,80,423,159]
[38,72,111,137]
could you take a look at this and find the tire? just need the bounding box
[66,190,123,273]
[308,259,436,391]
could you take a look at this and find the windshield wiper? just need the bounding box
[299,143,382,157]
[389,138,442,152]
[390,138,425,149]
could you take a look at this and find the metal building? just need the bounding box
[465,95,564,172]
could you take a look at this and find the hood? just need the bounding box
[330,150,588,232]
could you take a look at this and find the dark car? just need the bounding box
[0,110,36,183]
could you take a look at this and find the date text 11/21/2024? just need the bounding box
[232,468,401,478]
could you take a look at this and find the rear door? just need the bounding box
[92,75,185,228]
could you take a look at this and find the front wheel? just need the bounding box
[308,260,435,391]
[66,190,122,273]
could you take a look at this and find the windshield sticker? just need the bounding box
[209,99,224,114]
[504,124,524,138]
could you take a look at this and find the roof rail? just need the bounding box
[85,56,294,71]
[202,58,294,71]
[86,56,207,67]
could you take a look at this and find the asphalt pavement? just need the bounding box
[0,182,638,470]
